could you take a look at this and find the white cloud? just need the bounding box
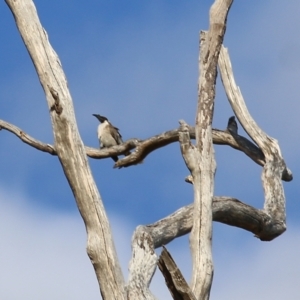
[0,188,99,299]
[211,225,300,300]
[0,186,299,299]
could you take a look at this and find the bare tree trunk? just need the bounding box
[180,1,233,299]
[5,1,125,299]
[191,1,232,299]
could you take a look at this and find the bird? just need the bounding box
[227,116,238,135]
[93,114,129,162]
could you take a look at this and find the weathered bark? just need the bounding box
[158,247,196,300]
[218,46,287,240]
[0,118,292,182]
[126,188,289,299]
[127,226,158,300]
[5,1,125,299]
[146,196,287,248]
[0,110,288,242]
[180,1,233,299]
[179,120,215,300]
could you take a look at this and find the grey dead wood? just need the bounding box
[146,196,285,248]
[0,117,290,238]
[126,226,158,300]
[4,0,125,299]
[0,119,292,182]
[218,45,288,240]
[179,119,214,300]
[0,109,286,241]
[158,246,196,300]
[180,1,233,299]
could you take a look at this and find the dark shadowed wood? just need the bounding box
[0,119,292,182]
[158,247,196,300]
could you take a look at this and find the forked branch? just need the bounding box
[128,192,284,298]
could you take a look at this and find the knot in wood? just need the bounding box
[49,86,63,115]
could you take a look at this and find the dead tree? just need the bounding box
[2,0,292,299]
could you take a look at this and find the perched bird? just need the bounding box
[227,116,238,135]
[93,114,129,162]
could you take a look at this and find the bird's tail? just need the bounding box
[124,150,131,157]
[112,156,119,162]
[112,151,130,162]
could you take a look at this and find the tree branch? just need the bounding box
[146,196,283,249]
[182,1,233,298]
[158,246,196,300]
[0,119,292,181]
[219,45,288,240]
[127,226,158,300]
[126,193,284,297]
[0,120,57,154]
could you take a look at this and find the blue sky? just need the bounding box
[0,1,299,299]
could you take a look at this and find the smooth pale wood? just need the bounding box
[146,196,286,247]
[191,31,216,300]
[218,46,287,239]
[186,1,233,299]
[179,119,215,300]
[4,1,125,299]
[127,226,158,300]
[158,247,196,300]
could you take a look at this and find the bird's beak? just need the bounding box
[92,114,106,123]
[92,114,101,122]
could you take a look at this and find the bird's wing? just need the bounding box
[227,116,238,134]
[109,126,123,144]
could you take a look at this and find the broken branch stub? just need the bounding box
[158,246,196,300]
[127,226,157,300]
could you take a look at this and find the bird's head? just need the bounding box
[93,114,108,123]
